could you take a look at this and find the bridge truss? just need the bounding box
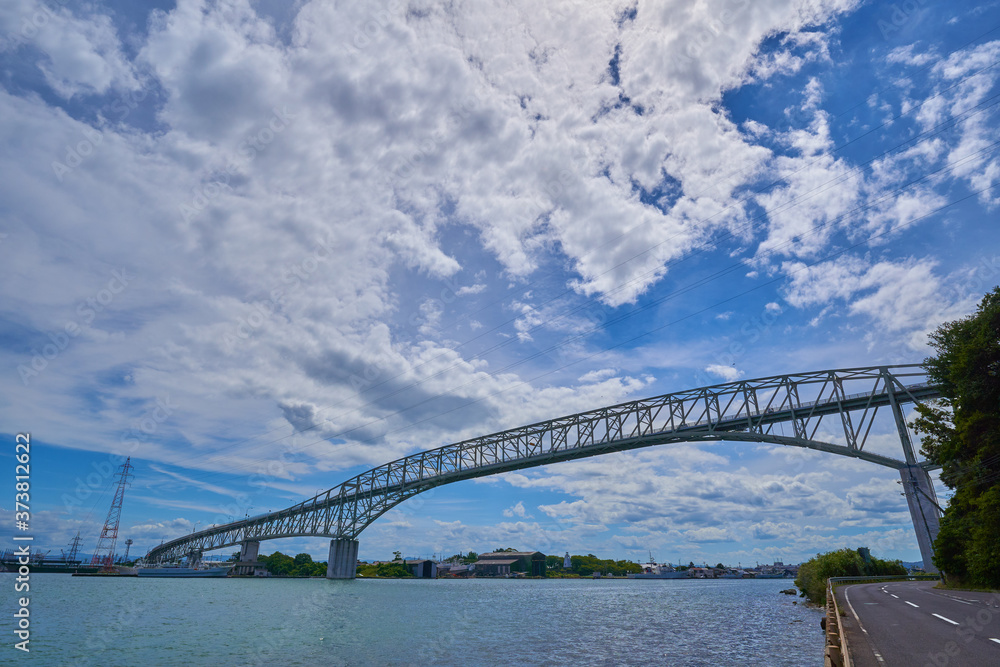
[144,365,943,572]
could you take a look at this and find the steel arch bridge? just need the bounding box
[144,365,944,575]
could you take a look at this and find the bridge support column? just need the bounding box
[326,538,358,579]
[888,383,942,573]
[900,465,942,574]
[232,540,264,577]
[240,540,260,562]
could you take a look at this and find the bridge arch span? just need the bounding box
[144,365,943,574]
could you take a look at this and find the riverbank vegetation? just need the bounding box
[355,562,414,578]
[260,551,328,577]
[912,287,1000,590]
[544,554,642,577]
[794,549,906,604]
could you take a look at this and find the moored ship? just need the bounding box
[0,549,100,574]
[136,563,231,577]
[627,556,690,579]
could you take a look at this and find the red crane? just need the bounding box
[90,458,134,571]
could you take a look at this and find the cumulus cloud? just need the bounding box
[704,364,742,382]
[1,0,138,97]
[502,501,533,518]
[782,255,979,349]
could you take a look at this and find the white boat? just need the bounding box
[628,569,689,579]
[627,555,690,579]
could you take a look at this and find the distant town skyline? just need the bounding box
[3,0,1000,566]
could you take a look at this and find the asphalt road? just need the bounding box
[835,580,1000,667]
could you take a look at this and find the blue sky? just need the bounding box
[2,0,1000,567]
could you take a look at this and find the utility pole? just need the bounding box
[66,531,82,563]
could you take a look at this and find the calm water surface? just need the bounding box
[5,574,822,665]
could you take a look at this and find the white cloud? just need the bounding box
[1,0,138,97]
[782,255,979,349]
[502,501,532,518]
[705,364,742,382]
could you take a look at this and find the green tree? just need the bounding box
[912,287,1000,588]
[356,561,412,577]
[564,554,640,577]
[260,551,295,576]
[795,548,905,604]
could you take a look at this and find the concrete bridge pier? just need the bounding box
[326,538,359,579]
[239,540,260,562]
[232,540,263,576]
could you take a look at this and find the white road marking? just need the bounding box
[845,586,868,634]
[990,638,1000,645]
[933,613,960,625]
[891,594,899,599]
[905,601,919,608]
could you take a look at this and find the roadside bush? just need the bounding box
[795,548,906,604]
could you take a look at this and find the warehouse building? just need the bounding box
[474,551,546,577]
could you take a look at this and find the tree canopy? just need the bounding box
[259,551,327,577]
[556,554,641,577]
[794,548,906,604]
[356,562,414,578]
[912,286,1000,588]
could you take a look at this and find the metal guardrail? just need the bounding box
[824,574,941,666]
[825,578,850,667]
[828,574,940,583]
